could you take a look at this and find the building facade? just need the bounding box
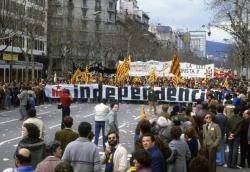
[189,31,206,58]
[0,0,47,82]
[47,0,118,76]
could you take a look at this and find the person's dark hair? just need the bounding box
[139,119,151,134]
[132,149,152,168]
[189,155,209,172]
[201,102,208,110]
[225,94,232,101]
[110,102,118,109]
[48,141,61,155]
[63,116,73,128]
[216,104,224,113]
[55,162,73,172]
[78,122,91,137]
[184,127,198,139]
[162,104,169,112]
[205,112,215,121]
[107,131,119,140]
[15,152,31,164]
[185,106,192,117]
[171,126,182,140]
[100,99,107,104]
[27,108,36,117]
[234,106,240,115]
[142,133,155,142]
[209,104,217,115]
[23,123,40,139]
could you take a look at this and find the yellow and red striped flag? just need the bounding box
[115,55,131,84]
[170,53,181,77]
[170,53,181,87]
[223,78,229,89]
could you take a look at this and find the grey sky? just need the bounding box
[137,0,232,42]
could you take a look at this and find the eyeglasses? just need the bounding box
[205,116,211,119]
[108,137,116,140]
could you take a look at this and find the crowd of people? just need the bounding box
[1,78,250,172]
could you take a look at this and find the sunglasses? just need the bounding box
[205,116,211,119]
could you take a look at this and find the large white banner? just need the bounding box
[129,60,172,77]
[44,84,207,103]
[128,60,214,78]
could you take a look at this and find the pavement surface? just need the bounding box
[0,103,249,171]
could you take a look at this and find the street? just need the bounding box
[0,103,249,171]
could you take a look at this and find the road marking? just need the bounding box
[37,111,50,116]
[49,124,61,129]
[83,113,95,118]
[134,116,140,120]
[118,123,126,129]
[0,136,22,146]
[0,119,18,124]
[120,129,127,134]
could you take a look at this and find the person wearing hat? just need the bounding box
[36,141,62,172]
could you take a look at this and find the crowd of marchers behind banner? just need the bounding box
[1,78,250,172]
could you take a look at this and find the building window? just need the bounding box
[109,2,113,9]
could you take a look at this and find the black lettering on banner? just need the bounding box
[80,86,90,99]
[105,87,116,100]
[158,88,166,101]
[131,87,141,100]
[93,87,100,100]
[200,89,206,102]
[143,87,148,100]
[191,89,200,102]
[167,87,177,101]
[178,88,190,102]
[119,87,128,100]
[74,86,78,98]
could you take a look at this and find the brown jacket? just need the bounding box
[36,156,62,172]
[202,122,221,150]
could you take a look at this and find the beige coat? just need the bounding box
[202,122,221,150]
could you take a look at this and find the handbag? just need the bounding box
[58,104,62,109]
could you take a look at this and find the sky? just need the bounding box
[137,0,232,43]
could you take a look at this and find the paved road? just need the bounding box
[0,103,249,171]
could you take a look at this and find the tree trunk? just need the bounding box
[31,47,35,81]
[25,53,29,82]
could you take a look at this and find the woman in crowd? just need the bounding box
[132,149,152,172]
[184,127,199,159]
[16,123,46,168]
[168,126,191,172]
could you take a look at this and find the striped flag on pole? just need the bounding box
[170,53,181,87]
[115,55,131,84]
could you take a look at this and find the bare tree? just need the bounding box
[207,0,250,75]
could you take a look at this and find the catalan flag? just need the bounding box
[170,53,181,87]
[170,53,181,77]
[140,105,146,120]
[223,78,229,89]
[115,55,131,84]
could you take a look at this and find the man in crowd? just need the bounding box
[105,103,119,135]
[148,86,157,115]
[227,107,243,169]
[203,113,221,172]
[60,89,72,129]
[240,109,250,168]
[54,116,78,152]
[23,108,45,139]
[3,148,34,172]
[94,99,109,149]
[214,104,227,166]
[62,121,100,172]
[36,141,62,172]
[17,86,28,120]
[102,131,128,172]
[141,133,165,172]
